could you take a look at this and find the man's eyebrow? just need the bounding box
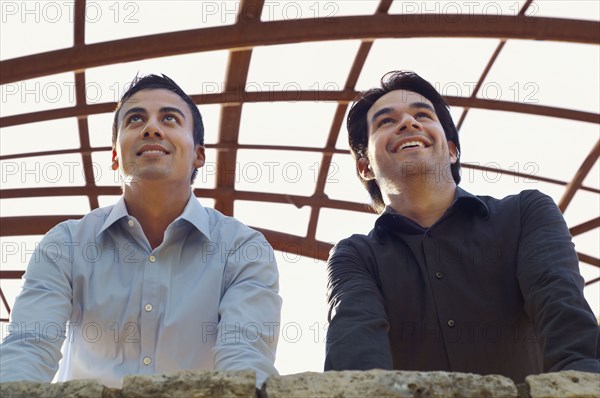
[370,107,393,125]
[369,102,436,125]
[121,107,146,120]
[121,106,186,120]
[409,102,435,112]
[160,107,186,119]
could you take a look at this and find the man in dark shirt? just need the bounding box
[325,70,599,382]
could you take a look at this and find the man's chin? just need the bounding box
[122,170,172,184]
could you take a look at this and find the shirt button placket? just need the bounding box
[141,253,157,372]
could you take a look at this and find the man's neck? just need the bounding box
[123,181,192,249]
[386,179,457,229]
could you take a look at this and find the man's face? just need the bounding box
[359,89,457,192]
[114,88,204,185]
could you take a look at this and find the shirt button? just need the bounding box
[435,272,444,279]
[144,304,153,312]
[127,219,134,227]
[148,255,156,263]
[143,357,152,365]
[447,319,455,328]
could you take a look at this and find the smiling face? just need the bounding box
[359,89,457,194]
[114,88,204,186]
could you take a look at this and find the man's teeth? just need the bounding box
[142,150,166,155]
[398,141,425,151]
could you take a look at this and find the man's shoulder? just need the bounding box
[52,204,116,237]
[331,231,379,256]
[337,232,376,245]
[473,189,548,211]
[202,206,254,231]
[202,206,268,244]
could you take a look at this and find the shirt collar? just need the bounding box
[97,194,213,241]
[375,187,490,235]
[97,196,129,237]
[175,195,213,241]
[452,187,490,218]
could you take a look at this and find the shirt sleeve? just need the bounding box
[213,231,281,387]
[325,237,393,371]
[516,190,600,373]
[0,223,73,382]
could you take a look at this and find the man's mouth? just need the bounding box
[137,145,170,156]
[398,141,425,151]
[390,138,431,153]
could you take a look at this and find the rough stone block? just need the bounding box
[0,379,105,398]
[120,370,256,398]
[526,371,600,398]
[262,370,517,398]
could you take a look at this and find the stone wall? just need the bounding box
[1,370,598,398]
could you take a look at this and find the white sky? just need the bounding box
[0,0,599,377]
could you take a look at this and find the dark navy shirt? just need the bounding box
[325,188,599,382]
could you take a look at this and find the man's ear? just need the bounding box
[194,145,206,168]
[448,141,458,164]
[111,148,119,171]
[357,157,375,181]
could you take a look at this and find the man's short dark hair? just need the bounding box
[112,74,204,184]
[347,70,462,213]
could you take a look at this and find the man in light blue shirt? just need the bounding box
[0,74,282,387]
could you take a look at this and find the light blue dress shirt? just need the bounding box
[0,194,281,387]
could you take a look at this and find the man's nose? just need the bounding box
[141,120,164,139]
[397,116,422,133]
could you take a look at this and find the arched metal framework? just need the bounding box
[1,0,599,321]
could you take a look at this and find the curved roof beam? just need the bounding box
[1,217,596,271]
[2,93,598,131]
[2,15,598,84]
[2,175,598,213]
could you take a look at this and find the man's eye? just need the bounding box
[164,114,177,122]
[127,115,143,124]
[378,118,395,127]
[415,112,432,119]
